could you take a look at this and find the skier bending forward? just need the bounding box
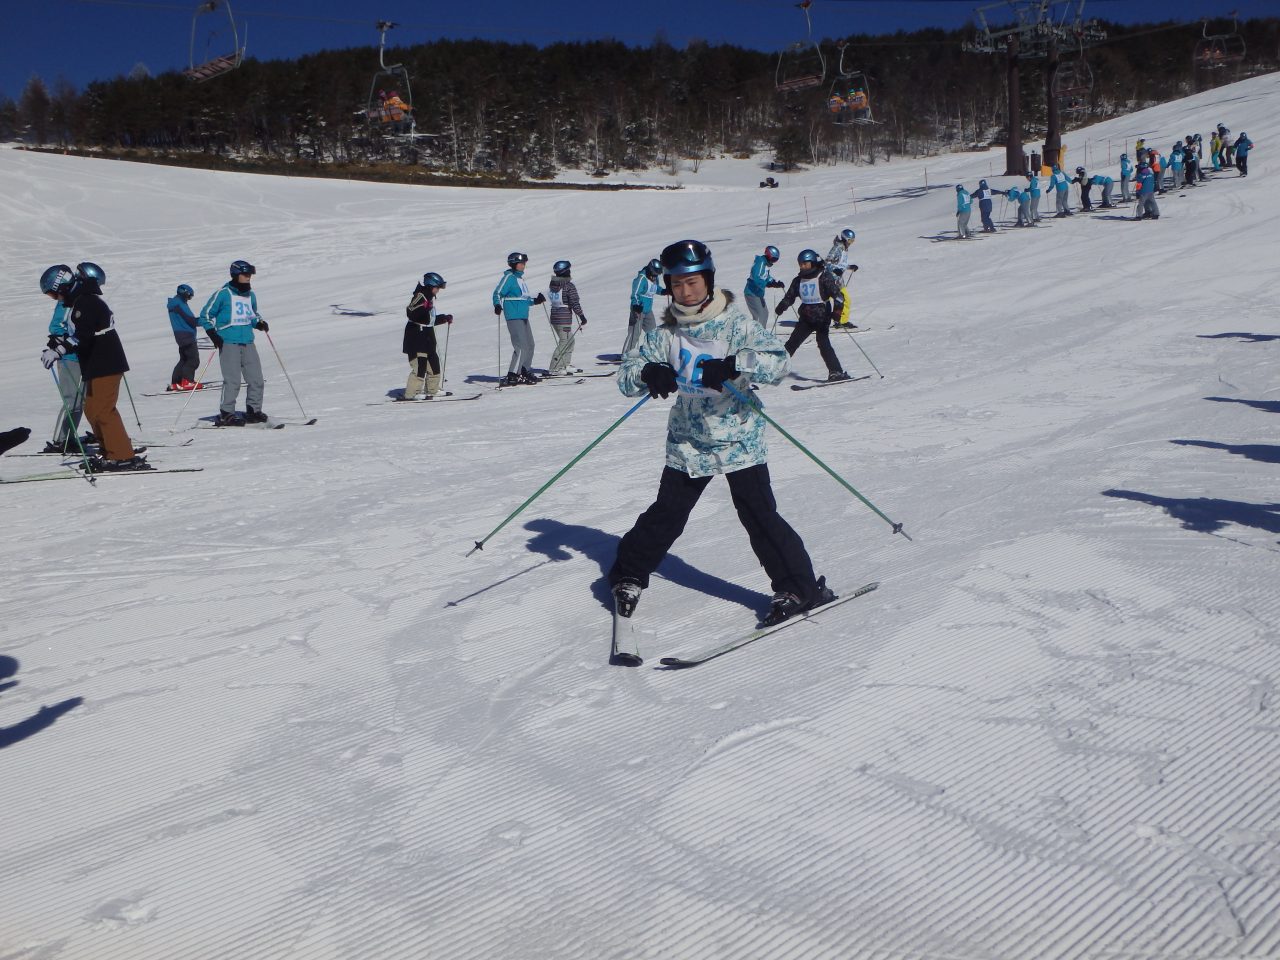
[609,238,834,628]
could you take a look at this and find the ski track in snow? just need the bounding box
[2,72,1280,959]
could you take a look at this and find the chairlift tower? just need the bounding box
[964,0,1104,173]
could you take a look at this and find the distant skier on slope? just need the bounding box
[403,272,452,399]
[547,260,588,375]
[608,238,835,628]
[199,259,270,425]
[743,245,785,328]
[492,252,545,386]
[972,179,996,232]
[166,284,204,391]
[824,228,859,327]
[622,258,662,356]
[1119,153,1134,202]
[1024,171,1043,222]
[955,184,975,238]
[774,249,850,383]
[1047,165,1073,217]
[1134,161,1160,221]
[1233,133,1253,177]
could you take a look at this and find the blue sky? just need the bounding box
[2,0,1271,99]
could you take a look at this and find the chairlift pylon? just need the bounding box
[185,0,246,82]
[775,0,827,93]
[1193,16,1246,70]
[365,20,416,134]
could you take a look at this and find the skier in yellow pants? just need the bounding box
[824,228,859,328]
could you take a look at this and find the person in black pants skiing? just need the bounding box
[402,272,452,399]
[609,239,834,628]
[774,249,850,383]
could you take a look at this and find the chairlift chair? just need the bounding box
[185,0,246,82]
[775,0,826,94]
[1193,18,1246,69]
[1052,57,1092,114]
[828,68,875,125]
[365,21,416,134]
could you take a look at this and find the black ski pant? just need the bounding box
[784,313,842,375]
[171,340,199,385]
[610,464,818,601]
[1237,155,1248,176]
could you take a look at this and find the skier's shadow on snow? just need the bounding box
[1094,214,1141,222]
[1171,439,1280,465]
[1198,332,1280,343]
[1204,396,1280,414]
[521,518,766,614]
[1102,489,1280,538]
[0,655,84,749]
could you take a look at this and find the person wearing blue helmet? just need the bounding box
[1233,132,1253,177]
[609,238,835,629]
[166,283,203,391]
[825,228,859,328]
[547,259,588,376]
[1119,153,1134,202]
[774,249,849,381]
[402,272,451,399]
[743,245,784,328]
[1003,184,1031,227]
[955,184,974,238]
[622,258,663,356]
[199,259,269,425]
[1024,171,1043,222]
[1046,164,1073,216]
[492,252,546,386]
[972,179,997,232]
[39,263,146,470]
[1134,161,1159,221]
[41,279,84,453]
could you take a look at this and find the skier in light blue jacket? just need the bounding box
[743,245,785,327]
[955,185,974,239]
[622,259,662,356]
[199,259,269,426]
[1025,172,1043,221]
[1119,153,1134,201]
[1004,185,1031,227]
[43,299,84,453]
[1047,165,1073,217]
[609,238,834,629]
[492,252,546,386]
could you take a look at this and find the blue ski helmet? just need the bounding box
[643,257,662,278]
[76,261,106,287]
[230,259,256,278]
[507,251,528,267]
[979,179,988,188]
[763,245,780,262]
[659,239,715,292]
[422,272,445,289]
[839,228,856,242]
[955,184,964,192]
[797,248,823,267]
[40,264,76,296]
[176,283,195,300]
[552,260,572,277]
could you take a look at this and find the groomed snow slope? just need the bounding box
[1,72,1278,960]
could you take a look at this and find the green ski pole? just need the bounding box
[469,395,650,555]
[722,381,910,540]
[49,366,96,484]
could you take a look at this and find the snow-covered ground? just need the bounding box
[1,72,1278,960]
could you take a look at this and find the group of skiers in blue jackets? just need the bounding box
[954,122,1255,236]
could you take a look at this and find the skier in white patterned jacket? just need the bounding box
[609,239,835,628]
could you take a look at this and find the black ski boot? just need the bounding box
[245,407,269,424]
[503,372,521,387]
[613,578,643,618]
[760,576,835,627]
[519,368,541,385]
[216,411,244,427]
[827,370,851,382]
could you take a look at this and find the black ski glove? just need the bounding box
[435,314,453,325]
[767,280,785,289]
[208,329,224,351]
[494,304,503,316]
[640,362,678,399]
[533,292,547,305]
[628,304,642,325]
[849,264,859,272]
[255,319,269,332]
[697,355,737,392]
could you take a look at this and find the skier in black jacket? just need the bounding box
[39,264,147,471]
[774,250,850,383]
[402,272,452,399]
